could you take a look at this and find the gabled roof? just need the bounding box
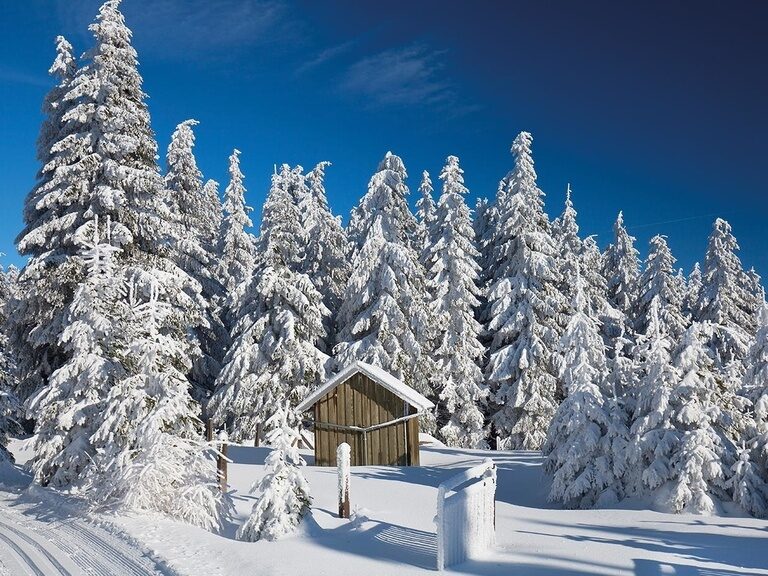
[296,361,435,413]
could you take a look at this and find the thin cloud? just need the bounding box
[295,40,357,75]
[340,45,456,108]
[56,0,301,60]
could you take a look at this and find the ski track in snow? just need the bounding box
[0,503,166,576]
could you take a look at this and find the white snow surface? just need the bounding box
[4,436,768,575]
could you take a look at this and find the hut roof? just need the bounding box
[296,361,435,413]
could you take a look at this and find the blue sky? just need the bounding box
[1,0,766,280]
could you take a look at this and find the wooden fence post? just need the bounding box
[337,442,351,519]
[217,430,229,493]
[205,419,214,442]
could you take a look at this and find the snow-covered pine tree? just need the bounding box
[201,179,223,255]
[0,267,20,463]
[684,262,703,321]
[738,303,768,515]
[668,321,730,514]
[23,0,206,491]
[427,155,487,448]
[218,149,257,299]
[335,153,433,406]
[210,170,327,443]
[730,444,768,518]
[627,298,680,497]
[164,119,228,394]
[602,211,640,319]
[544,268,627,508]
[635,235,688,339]
[697,218,757,368]
[27,217,123,487]
[552,184,582,302]
[299,162,351,350]
[86,278,229,530]
[484,132,567,450]
[12,35,80,401]
[415,170,436,263]
[237,407,311,542]
[347,151,421,254]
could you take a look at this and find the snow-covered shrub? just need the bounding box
[238,409,311,542]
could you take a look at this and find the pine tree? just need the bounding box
[602,212,640,319]
[697,219,757,367]
[22,0,206,494]
[668,322,729,514]
[544,269,627,508]
[347,151,420,254]
[12,35,80,401]
[0,267,20,463]
[415,170,436,262]
[684,262,703,321]
[86,278,229,530]
[635,235,688,339]
[201,179,223,256]
[237,408,311,542]
[336,153,432,402]
[628,299,680,496]
[427,156,487,448]
[210,171,327,443]
[484,132,567,450]
[27,217,123,487]
[299,162,351,350]
[219,149,257,298]
[739,303,768,515]
[164,119,228,394]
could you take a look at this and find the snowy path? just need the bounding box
[0,495,168,576]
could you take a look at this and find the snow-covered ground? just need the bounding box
[3,436,768,575]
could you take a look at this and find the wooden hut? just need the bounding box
[296,361,434,467]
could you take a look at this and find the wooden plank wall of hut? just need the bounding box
[313,372,412,466]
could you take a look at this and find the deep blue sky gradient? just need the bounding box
[1,1,766,280]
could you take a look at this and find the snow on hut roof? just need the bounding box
[296,361,435,413]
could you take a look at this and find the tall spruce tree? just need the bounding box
[298,162,351,350]
[336,153,432,404]
[602,212,640,319]
[697,219,757,367]
[635,235,688,339]
[544,268,627,508]
[164,119,228,393]
[0,267,20,464]
[484,132,567,450]
[426,156,487,448]
[218,149,257,299]
[210,170,327,443]
[12,35,80,401]
[23,2,208,501]
[416,170,436,263]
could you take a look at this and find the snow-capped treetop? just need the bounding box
[603,211,641,317]
[219,149,256,293]
[258,166,306,270]
[553,184,580,250]
[347,151,419,253]
[635,235,687,339]
[165,119,205,226]
[306,161,332,213]
[416,170,436,256]
[698,218,757,334]
[684,262,703,320]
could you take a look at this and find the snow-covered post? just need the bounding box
[217,430,229,493]
[337,442,351,518]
